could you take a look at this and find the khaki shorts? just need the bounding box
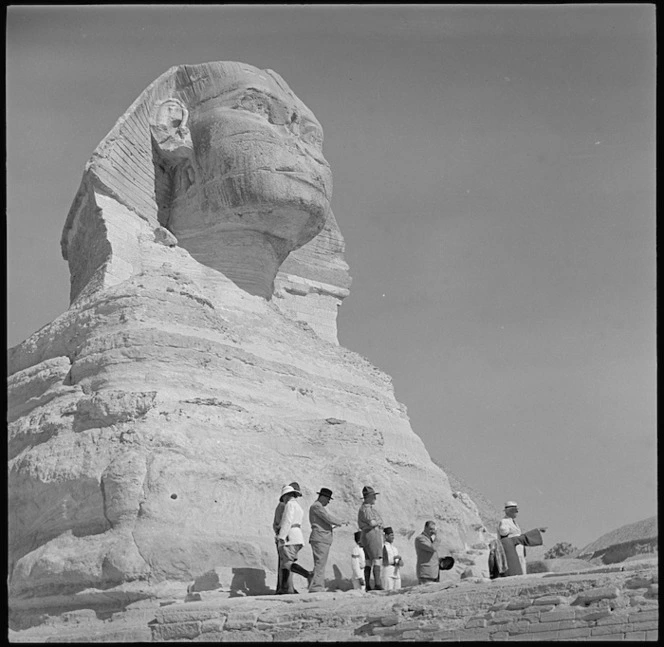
[278,543,303,569]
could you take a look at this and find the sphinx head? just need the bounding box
[150,62,332,297]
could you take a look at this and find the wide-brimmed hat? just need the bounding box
[362,486,379,498]
[439,556,455,571]
[504,501,519,509]
[281,484,302,498]
[383,527,394,535]
[317,488,333,500]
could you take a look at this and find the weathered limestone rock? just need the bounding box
[8,61,486,611]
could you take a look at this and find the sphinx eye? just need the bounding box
[239,92,270,118]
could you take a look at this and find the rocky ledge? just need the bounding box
[8,558,658,642]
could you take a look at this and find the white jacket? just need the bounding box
[498,517,521,539]
[351,544,366,579]
[278,499,305,545]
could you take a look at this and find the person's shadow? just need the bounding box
[229,568,271,597]
[330,564,352,591]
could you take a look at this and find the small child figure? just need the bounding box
[351,530,366,591]
[382,526,403,590]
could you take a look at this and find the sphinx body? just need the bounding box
[8,62,486,614]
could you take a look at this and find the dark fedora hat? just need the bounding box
[317,488,333,500]
[439,556,455,571]
[362,486,379,498]
[383,527,394,535]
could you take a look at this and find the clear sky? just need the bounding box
[6,5,656,550]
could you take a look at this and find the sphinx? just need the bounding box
[8,62,486,614]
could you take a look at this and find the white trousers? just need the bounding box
[382,565,402,590]
[352,577,365,591]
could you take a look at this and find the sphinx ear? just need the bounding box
[150,98,193,162]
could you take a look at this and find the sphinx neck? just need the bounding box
[176,228,291,300]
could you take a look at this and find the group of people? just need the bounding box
[272,482,457,595]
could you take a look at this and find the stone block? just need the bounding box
[465,618,487,629]
[646,630,658,640]
[271,630,304,641]
[392,620,425,632]
[505,621,533,634]
[645,584,658,598]
[457,629,491,641]
[629,620,659,632]
[506,599,532,610]
[596,614,630,626]
[540,609,575,622]
[379,614,400,626]
[152,621,201,641]
[219,630,273,642]
[628,609,659,622]
[430,630,458,641]
[508,633,553,641]
[524,621,561,634]
[225,611,259,630]
[626,576,652,589]
[255,622,273,631]
[401,630,423,639]
[591,624,628,636]
[559,619,594,630]
[525,604,552,614]
[200,618,227,633]
[586,635,623,641]
[272,620,301,630]
[533,595,566,606]
[486,623,511,634]
[317,630,353,642]
[576,607,611,621]
[622,631,646,640]
[573,586,620,605]
[155,606,222,624]
[630,596,658,609]
[556,627,592,639]
[371,625,402,636]
[193,633,227,642]
[300,619,322,630]
[490,632,509,640]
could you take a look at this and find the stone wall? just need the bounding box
[8,561,657,642]
[147,562,658,642]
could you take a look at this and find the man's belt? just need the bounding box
[291,524,301,528]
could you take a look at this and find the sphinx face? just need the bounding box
[168,67,332,251]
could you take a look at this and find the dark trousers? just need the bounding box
[418,575,439,585]
[275,540,284,592]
